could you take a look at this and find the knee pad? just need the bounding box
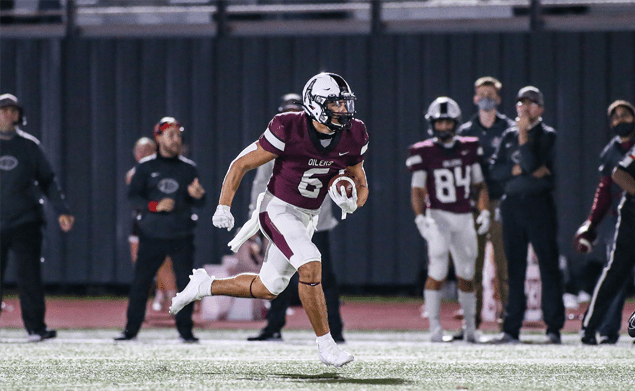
[427,257,450,282]
[454,258,476,281]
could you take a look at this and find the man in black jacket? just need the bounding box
[489,86,565,344]
[0,93,74,342]
[115,117,206,342]
[456,77,514,338]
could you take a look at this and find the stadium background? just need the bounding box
[1,2,634,295]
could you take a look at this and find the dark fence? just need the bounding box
[1,32,633,287]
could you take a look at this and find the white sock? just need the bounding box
[458,290,476,332]
[424,289,442,331]
[316,332,335,349]
[199,277,213,297]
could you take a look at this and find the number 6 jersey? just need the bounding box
[258,111,369,210]
[406,137,483,214]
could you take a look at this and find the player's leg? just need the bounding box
[248,273,296,341]
[449,213,478,342]
[153,256,176,311]
[525,194,564,343]
[0,228,11,313]
[582,212,635,343]
[498,196,527,342]
[119,236,168,339]
[472,209,487,330]
[425,210,452,342]
[314,231,344,342]
[168,236,199,342]
[489,200,509,321]
[13,222,51,340]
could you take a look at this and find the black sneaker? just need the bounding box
[247,331,282,341]
[545,332,561,345]
[628,309,635,338]
[114,332,137,341]
[581,333,597,345]
[599,334,619,345]
[27,329,57,342]
[487,332,520,344]
[452,329,464,341]
[179,333,199,343]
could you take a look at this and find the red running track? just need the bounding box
[2,296,632,334]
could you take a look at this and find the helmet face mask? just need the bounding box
[425,97,461,142]
[302,73,356,132]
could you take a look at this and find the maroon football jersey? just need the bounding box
[258,112,369,210]
[406,137,482,213]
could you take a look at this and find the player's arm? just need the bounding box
[411,185,427,216]
[346,161,369,207]
[410,170,432,240]
[219,142,277,207]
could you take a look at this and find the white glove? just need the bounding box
[414,214,435,241]
[328,179,358,218]
[476,209,491,235]
[212,204,235,231]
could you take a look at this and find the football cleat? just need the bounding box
[628,309,635,338]
[318,342,354,368]
[169,268,212,316]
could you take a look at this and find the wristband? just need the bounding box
[149,201,158,212]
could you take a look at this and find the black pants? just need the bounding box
[262,231,343,338]
[500,192,565,338]
[124,235,195,337]
[0,222,47,334]
[582,206,635,335]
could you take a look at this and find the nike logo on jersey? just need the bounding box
[151,172,160,177]
[460,150,469,156]
[339,151,349,156]
[506,142,513,148]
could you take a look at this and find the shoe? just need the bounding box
[488,332,520,344]
[545,332,561,345]
[114,332,137,341]
[169,269,212,316]
[452,329,464,341]
[27,329,57,342]
[628,309,635,338]
[318,342,354,367]
[247,331,282,342]
[179,333,199,343]
[599,334,619,345]
[465,330,480,344]
[581,332,597,345]
[430,327,453,343]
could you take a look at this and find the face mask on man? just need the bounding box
[477,97,497,111]
[612,122,635,137]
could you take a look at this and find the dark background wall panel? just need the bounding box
[62,39,93,284]
[89,40,118,283]
[2,32,635,287]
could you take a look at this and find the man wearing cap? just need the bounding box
[0,93,74,342]
[115,117,206,342]
[580,100,635,345]
[455,77,514,339]
[489,86,565,344]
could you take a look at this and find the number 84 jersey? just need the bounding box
[258,111,369,210]
[406,137,483,214]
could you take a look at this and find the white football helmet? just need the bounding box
[425,97,461,141]
[302,72,356,131]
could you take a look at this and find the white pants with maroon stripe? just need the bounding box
[258,192,320,295]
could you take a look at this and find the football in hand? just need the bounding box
[328,172,359,198]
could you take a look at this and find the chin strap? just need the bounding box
[299,281,321,287]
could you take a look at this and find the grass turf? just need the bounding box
[1,329,634,390]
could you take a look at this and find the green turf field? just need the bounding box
[1,329,634,390]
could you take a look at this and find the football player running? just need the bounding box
[406,97,490,343]
[170,73,368,367]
